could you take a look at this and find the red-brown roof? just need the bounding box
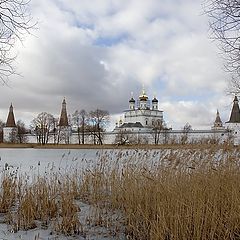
[6,104,16,127]
[227,96,240,123]
[58,98,69,127]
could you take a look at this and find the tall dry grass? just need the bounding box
[79,146,240,240]
[0,169,83,235]
[0,145,239,239]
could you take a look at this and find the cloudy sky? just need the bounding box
[0,0,235,129]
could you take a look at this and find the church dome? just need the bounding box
[152,97,158,103]
[129,97,135,103]
[139,88,148,101]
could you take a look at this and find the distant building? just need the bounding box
[115,88,163,132]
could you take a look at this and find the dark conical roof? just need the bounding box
[227,96,240,123]
[6,104,16,127]
[152,97,158,103]
[58,98,69,126]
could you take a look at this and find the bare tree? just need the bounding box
[205,0,240,92]
[89,109,109,145]
[0,0,35,83]
[16,119,28,143]
[31,112,55,145]
[152,121,163,145]
[0,119,5,142]
[72,109,88,144]
[52,117,58,144]
[152,120,170,145]
[181,123,192,144]
[115,129,131,145]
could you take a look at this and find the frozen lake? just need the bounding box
[0,147,172,176]
[0,147,236,176]
[0,148,128,240]
[0,148,104,175]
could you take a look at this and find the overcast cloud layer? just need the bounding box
[0,0,234,129]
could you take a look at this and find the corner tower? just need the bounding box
[212,110,224,130]
[226,96,240,123]
[225,96,240,145]
[59,98,69,127]
[3,104,17,142]
[58,98,71,144]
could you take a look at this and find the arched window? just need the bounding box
[146,118,148,125]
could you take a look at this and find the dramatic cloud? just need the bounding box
[0,0,233,129]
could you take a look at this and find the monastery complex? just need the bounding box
[2,89,240,145]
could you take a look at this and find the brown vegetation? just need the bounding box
[79,145,240,239]
[0,145,239,239]
[0,170,82,235]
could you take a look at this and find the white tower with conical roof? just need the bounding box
[225,96,240,145]
[3,104,18,143]
[57,98,71,144]
[212,110,224,130]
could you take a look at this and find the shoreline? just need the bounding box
[0,143,238,150]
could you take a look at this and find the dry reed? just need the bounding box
[0,145,239,239]
[79,146,240,240]
[1,170,82,235]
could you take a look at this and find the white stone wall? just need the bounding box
[11,128,238,145]
[3,127,17,143]
[105,129,229,145]
[225,123,240,145]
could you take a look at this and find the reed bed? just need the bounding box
[79,145,240,240]
[0,145,239,239]
[0,168,83,236]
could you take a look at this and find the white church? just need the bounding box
[2,89,240,145]
[114,89,240,145]
[116,89,163,132]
